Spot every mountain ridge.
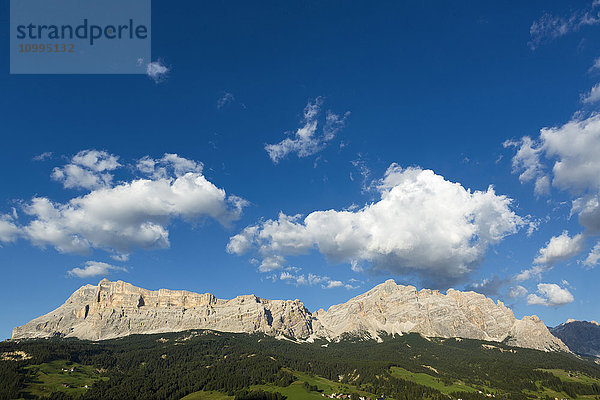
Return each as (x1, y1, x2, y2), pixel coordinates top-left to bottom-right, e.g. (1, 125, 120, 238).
(549, 319, 600, 358)
(12, 278, 568, 352)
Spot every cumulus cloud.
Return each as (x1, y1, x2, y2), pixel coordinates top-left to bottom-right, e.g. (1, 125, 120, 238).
(582, 83, 600, 104)
(68, 261, 127, 278)
(515, 232, 585, 282)
(51, 150, 121, 190)
(529, 7, 600, 49)
(7, 153, 245, 258)
(534, 231, 586, 266)
(0, 215, 20, 244)
(265, 97, 350, 163)
(583, 241, 600, 267)
(136, 153, 203, 179)
(534, 114, 600, 193)
(23, 172, 244, 256)
(145, 60, 169, 82)
(526, 283, 574, 307)
(229, 165, 523, 288)
(71, 150, 120, 172)
(507, 114, 600, 239)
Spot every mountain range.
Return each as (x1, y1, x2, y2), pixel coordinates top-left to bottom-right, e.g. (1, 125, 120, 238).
(12, 279, 568, 352)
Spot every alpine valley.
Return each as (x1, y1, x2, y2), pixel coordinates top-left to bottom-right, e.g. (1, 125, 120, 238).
(3, 280, 600, 400)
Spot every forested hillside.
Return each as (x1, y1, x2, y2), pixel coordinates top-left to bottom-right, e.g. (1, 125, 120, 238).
(1, 330, 600, 400)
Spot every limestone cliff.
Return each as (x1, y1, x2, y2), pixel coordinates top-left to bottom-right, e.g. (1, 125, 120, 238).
(12, 279, 312, 341)
(12, 279, 568, 352)
(314, 280, 567, 352)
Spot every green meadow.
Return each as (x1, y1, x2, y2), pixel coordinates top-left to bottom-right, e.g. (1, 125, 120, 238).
(20, 359, 106, 399)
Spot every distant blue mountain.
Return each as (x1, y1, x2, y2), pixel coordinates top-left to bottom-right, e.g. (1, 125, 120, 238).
(550, 320, 600, 358)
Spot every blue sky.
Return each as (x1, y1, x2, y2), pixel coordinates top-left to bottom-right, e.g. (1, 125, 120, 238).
(2, 1, 600, 339)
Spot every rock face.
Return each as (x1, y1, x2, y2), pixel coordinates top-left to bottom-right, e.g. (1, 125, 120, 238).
(549, 320, 600, 357)
(12, 279, 568, 352)
(12, 279, 313, 341)
(313, 280, 567, 352)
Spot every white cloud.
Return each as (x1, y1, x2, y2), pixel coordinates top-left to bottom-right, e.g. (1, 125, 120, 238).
(515, 232, 585, 282)
(534, 231, 586, 266)
(33, 152, 52, 161)
(323, 110, 348, 141)
(136, 153, 203, 179)
(538, 115, 600, 193)
(278, 271, 348, 289)
(24, 173, 244, 255)
(217, 92, 235, 109)
(350, 155, 372, 192)
(265, 97, 349, 163)
(590, 57, 600, 71)
(324, 280, 343, 289)
(583, 241, 600, 267)
(526, 294, 547, 305)
(529, 8, 600, 49)
(227, 225, 259, 256)
(111, 253, 130, 262)
(526, 215, 543, 236)
(17, 153, 245, 257)
(527, 283, 574, 307)
(572, 194, 600, 234)
(582, 83, 600, 104)
(51, 165, 112, 190)
(0, 215, 20, 244)
(68, 261, 127, 278)
(503, 137, 549, 196)
(229, 165, 523, 288)
(72, 150, 120, 172)
(507, 114, 600, 234)
(533, 175, 551, 197)
(145, 60, 169, 82)
(515, 265, 546, 282)
(508, 285, 528, 299)
(52, 150, 121, 190)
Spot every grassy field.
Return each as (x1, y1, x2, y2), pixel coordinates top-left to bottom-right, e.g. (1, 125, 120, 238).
(540, 368, 600, 386)
(20, 359, 107, 398)
(251, 381, 326, 400)
(522, 369, 600, 400)
(523, 385, 597, 400)
(251, 369, 388, 400)
(180, 390, 235, 400)
(389, 366, 478, 395)
(185, 369, 383, 400)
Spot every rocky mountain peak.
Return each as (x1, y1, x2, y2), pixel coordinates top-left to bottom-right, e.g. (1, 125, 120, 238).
(312, 280, 566, 352)
(564, 318, 599, 326)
